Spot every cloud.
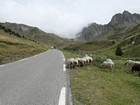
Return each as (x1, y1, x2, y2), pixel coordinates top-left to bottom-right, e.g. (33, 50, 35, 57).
(0, 0, 140, 38)
(0, 0, 88, 38)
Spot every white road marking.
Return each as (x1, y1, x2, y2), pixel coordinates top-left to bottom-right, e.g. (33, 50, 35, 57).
(58, 87, 66, 105)
(19, 58, 28, 62)
(33, 55, 38, 57)
(63, 58, 65, 62)
(63, 64, 66, 72)
(0, 65, 5, 68)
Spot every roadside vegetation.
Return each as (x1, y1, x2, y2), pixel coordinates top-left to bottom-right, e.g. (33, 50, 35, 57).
(69, 60, 140, 105)
(63, 32, 140, 105)
(64, 47, 140, 105)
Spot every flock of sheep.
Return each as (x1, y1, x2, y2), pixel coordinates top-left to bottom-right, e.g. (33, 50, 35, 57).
(66, 55, 140, 76)
(66, 54, 114, 69)
(66, 55, 94, 69)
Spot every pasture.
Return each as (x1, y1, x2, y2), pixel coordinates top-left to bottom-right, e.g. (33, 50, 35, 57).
(64, 51, 140, 105)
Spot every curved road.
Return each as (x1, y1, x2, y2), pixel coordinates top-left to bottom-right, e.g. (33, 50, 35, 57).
(0, 49, 68, 105)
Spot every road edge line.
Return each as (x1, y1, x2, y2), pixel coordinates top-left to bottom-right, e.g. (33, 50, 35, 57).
(0, 65, 5, 68)
(63, 64, 66, 72)
(58, 87, 66, 105)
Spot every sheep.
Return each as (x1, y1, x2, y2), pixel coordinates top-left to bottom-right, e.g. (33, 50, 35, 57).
(83, 55, 93, 65)
(89, 56, 93, 64)
(101, 59, 114, 69)
(73, 58, 80, 67)
(80, 57, 87, 66)
(66, 57, 85, 69)
(125, 60, 140, 66)
(101, 61, 114, 68)
(80, 57, 87, 65)
(131, 64, 140, 75)
(66, 58, 75, 69)
(75, 57, 88, 67)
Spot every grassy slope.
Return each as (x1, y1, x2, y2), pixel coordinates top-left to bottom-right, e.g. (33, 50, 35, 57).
(0, 22, 67, 46)
(64, 48, 140, 105)
(64, 25, 140, 59)
(69, 61, 140, 105)
(0, 29, 48, 64)
(63, 25, 140, 105)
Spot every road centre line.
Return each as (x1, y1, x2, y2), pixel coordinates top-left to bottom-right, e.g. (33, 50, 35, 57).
(58, 87, 66, 105)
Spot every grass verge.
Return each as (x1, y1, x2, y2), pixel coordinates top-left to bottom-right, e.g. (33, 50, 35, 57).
(64, 51, 140, 105)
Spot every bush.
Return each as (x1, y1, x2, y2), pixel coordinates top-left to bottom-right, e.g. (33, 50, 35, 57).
(115, 45, 123, 56)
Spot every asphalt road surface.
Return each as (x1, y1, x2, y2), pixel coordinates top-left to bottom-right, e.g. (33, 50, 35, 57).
(0, 49, 68, 105)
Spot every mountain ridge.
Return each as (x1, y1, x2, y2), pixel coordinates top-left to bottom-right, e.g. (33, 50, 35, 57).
(0, 22, 66, 45)
(77, 11, 140, 41)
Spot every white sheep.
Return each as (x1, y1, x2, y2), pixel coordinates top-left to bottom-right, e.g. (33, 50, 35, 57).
(74, 58, 80, 67)
(101, 59, 114, 68)
(125, 60, 140, 66)
(80, 57, 87, 66)
(66, 58, 75, 69)
(101, 61, 114, 68)
(83, 55, 93, 65)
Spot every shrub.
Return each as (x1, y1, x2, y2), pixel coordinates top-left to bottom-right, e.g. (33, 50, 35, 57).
(115, 45, 123, 56)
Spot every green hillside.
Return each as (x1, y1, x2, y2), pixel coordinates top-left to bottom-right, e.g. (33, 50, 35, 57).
(64, 24, 140, 58)
(0, 28, 47, 64)
(109, 24, 140, 58)
(64, 40, 140, 105)
(0, 22, 74, 65)
(0, 22, 67, 46)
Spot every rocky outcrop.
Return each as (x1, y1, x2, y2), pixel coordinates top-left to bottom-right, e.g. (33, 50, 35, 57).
(77, 11, 140, 41)
(77, 23, 106, 41)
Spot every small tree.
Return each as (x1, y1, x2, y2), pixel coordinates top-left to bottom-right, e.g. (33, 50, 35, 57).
(115, 45, 123, 56)
(112, 40, 115, 45)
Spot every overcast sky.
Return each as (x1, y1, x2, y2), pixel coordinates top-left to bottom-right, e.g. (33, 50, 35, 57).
(0, 0, 140, 38)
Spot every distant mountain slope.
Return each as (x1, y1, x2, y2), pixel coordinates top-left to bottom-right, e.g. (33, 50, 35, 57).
(0, 26, 47, 64)
(116, 24, 140, 57)
(0, 22, 66, 45)
(77, 11, 140, 41)
(64, 24, 140, 58)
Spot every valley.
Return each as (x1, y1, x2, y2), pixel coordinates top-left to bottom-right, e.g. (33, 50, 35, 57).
(0, 10, 140, 105)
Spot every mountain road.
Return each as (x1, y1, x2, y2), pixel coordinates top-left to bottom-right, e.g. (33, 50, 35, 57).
(0, 49, 69, 105)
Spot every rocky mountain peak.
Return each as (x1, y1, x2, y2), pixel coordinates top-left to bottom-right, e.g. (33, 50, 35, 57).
(109, 10, 140, 26)
(122, 10, 134, 24)
(123, 10, 131, 16)
(77, 11, 140, 41)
